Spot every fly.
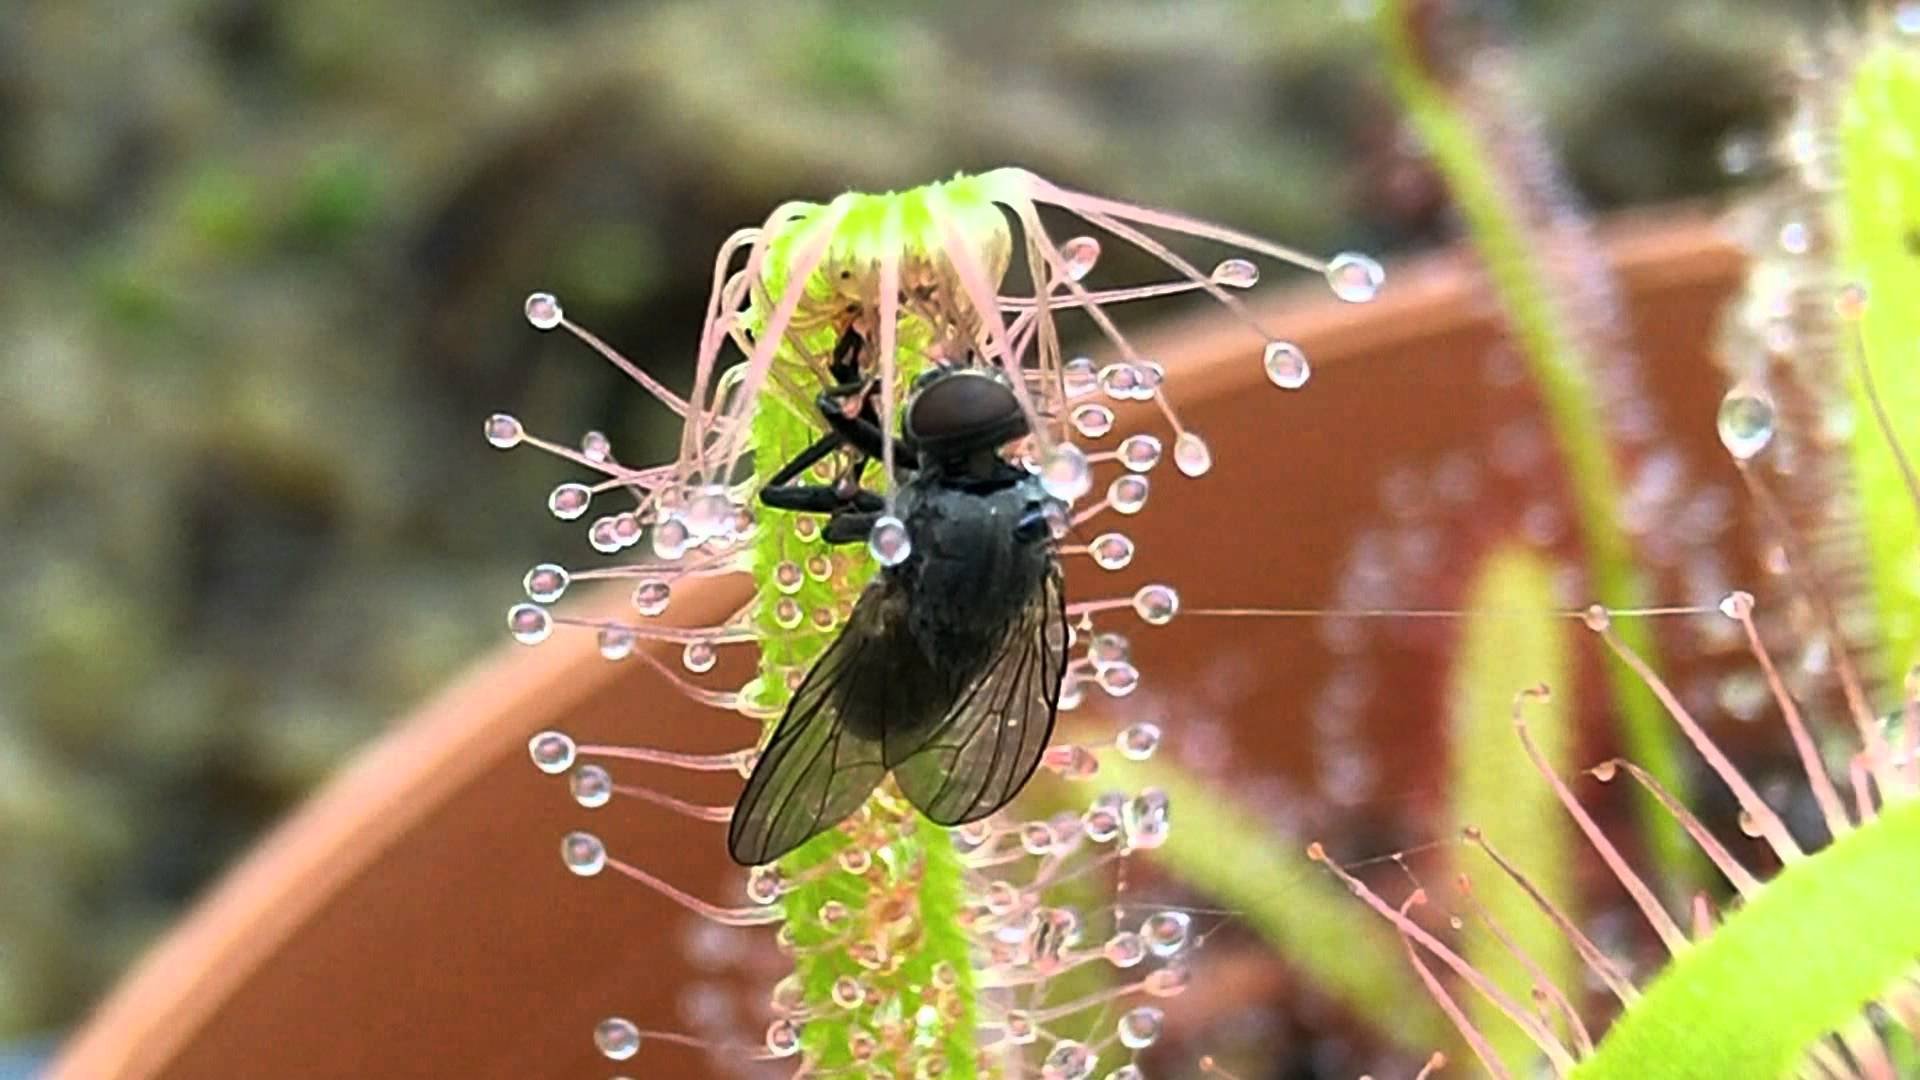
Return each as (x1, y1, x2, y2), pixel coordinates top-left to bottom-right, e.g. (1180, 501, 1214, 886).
(727, 328, 1070, 866)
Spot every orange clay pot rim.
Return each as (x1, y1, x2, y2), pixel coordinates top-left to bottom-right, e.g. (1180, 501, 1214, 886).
(48, 206, 1739, 1078)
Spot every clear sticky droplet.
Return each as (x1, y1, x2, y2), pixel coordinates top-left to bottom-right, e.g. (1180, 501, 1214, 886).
(772, 560, 804, 595)
(597, 626, 635, 661)
(562, 831, 606, 877)
(588, 517, 621, 554)
(1133, 584, 1180, 625)
(1717, 385, 1776, 460)
(1118, 434, 1162, 473)
(1105, 1067, 1145, 1080)
(1071, 403, 1115, 439)
(868, 515, 912, 566)
(508, 603, 552, 645)
(746, 865, 784, 905)
(1117, 1005, 1165, 1050)
(570, 764, 613, 808)
(484, 413, 524, 449)
(1263, 340, 1311, 389)
(632, 579, 671, 617)
(682, 641, 717, 673)
(1116, 721, 1162, 760)
(523, 563, 570, 603)
(1108, 475, 1150, 515)
(1040, 443, 1093, 502)
(1143, 910, 1191, 956)
(1325, 251, 1384, 302)
(547, 482, 592, 520)
(1122, 787, 1171, 850)
(1098, 363, 1145, 401)
(1042, 1039, 1096, 1080)
(524, 292, 564, 331)
(1103, 930, 1146, 968)
(652, 518, 692, 560)
(1210, 257, 1259, 288)
(1090, 532, 1134, 571)
(528, 730, 577, 774)
(684, 487, 737, 540)
(1097, 662, 1139, 697)
(1062, 357, 1098, 398)
(1173, 431, 1212, 476)
(772, 597, 803, 630)
(593, 1016, 640, 1060)
(1061, 235, 1101, 281)
(764, 1019, 802, 1058)
(579, 429, 611, 462)
(1144, 960, 1191, 997)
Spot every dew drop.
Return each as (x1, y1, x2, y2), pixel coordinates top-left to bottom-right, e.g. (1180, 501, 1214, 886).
(1263, 340, 1311, 389)
(593, 1016, 640, 1060)
(1143, 910, 1191, 956)
(764, 1019, 802, 1059)
(588, 516, 622, 554)
(528, 730, 576, 774)
(524, 291, 564, 331)
(868, 515, 913, 566)
(562, 831, 606, 876)
(523, 563, 570, 603)
(682, 641, 717, 673)
(631, 579, 671, 617)
(1133, 584, 1180, 625)
(547, 482, 592, 520)
(773, 560, 804, 594)
(1108, 474, 1150, 515)
(652, 517, 692, 560)
(1716, 385, 1776, 460)
(1062, 356, 1098, 398)
(597, 626, 635, 661)
(1042, 1041, 1097, 1080)
(1040, 443, 1093, 502)
(570, 764, 613, 808)
(1325, 251, 1384, 302)
(579, 429, 611, 462)
(1144, 960, 1191, 997)
(1061, 235, 1101, 281)
(508, 603, 552, 645)
(1103, 930, 1146, 968)
(1071, 403, 1115, 439)
(1117, 721, 1162, 761)
(1122, 788, 1171, 850)
(1210, 257, 1259, 288)
(1117, 1005, 1165, 1050)
(484, 413, 524, 449)
(1172, 431, 1212, 476)
(746, 865, 784, 905)
(1117, 433, 1162, 472)
(1090, 532, 1135, 571)
(1097, 662, 1140, 697)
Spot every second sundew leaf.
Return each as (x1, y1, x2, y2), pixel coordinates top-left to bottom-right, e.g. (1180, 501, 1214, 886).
(1838, 38, 1920, 687)
(1091, 754, 1452, 1055)
(743, 185, 1000, 1078)
(1446, 546, 1579, 1073)
(1574, 796, 1920, 1079)
(1369, 0, 1693, 890)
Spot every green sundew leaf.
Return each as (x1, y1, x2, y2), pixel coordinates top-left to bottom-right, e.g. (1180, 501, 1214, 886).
(1448, 547, 1578, 1072)
(1369, 0, 1694, 890)
(1575, 796, 1920, 1078)
(1093, 755, 1452, 1054)
(1839, 39, 1920, 687)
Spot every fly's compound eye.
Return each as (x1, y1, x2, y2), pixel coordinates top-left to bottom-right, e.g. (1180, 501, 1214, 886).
(906, 370, 1030, 461)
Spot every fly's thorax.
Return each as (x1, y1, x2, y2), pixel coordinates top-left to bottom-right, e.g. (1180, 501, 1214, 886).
(893, 470, 1055, 674)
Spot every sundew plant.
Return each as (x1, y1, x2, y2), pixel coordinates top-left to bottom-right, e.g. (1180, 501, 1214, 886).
(489, 168, 1383, 1077)
(1246, 4, 1920, 1077)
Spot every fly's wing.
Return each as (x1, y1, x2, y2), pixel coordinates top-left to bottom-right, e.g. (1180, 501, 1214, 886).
(727, 578, 945, 866)
(890, 562, 1068, 826)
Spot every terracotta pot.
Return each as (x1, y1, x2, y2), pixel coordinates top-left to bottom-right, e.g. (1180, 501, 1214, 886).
(49, 211, 1749, 1079)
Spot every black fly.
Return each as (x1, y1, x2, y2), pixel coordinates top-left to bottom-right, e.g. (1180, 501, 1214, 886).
(727, 328, 1070, 866)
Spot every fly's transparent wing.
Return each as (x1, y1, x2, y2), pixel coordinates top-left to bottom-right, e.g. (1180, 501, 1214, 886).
(727, 580, 944, 866)
(890, 562, 1068, 826)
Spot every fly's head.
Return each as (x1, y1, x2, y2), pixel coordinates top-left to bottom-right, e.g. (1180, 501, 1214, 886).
(905, 365, 1029, 479)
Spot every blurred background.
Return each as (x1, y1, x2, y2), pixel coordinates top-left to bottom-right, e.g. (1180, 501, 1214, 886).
(0, 0, 1837, 1064)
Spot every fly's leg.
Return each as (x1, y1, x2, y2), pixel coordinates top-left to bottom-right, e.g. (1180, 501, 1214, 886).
(822, 508, 885, 545)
